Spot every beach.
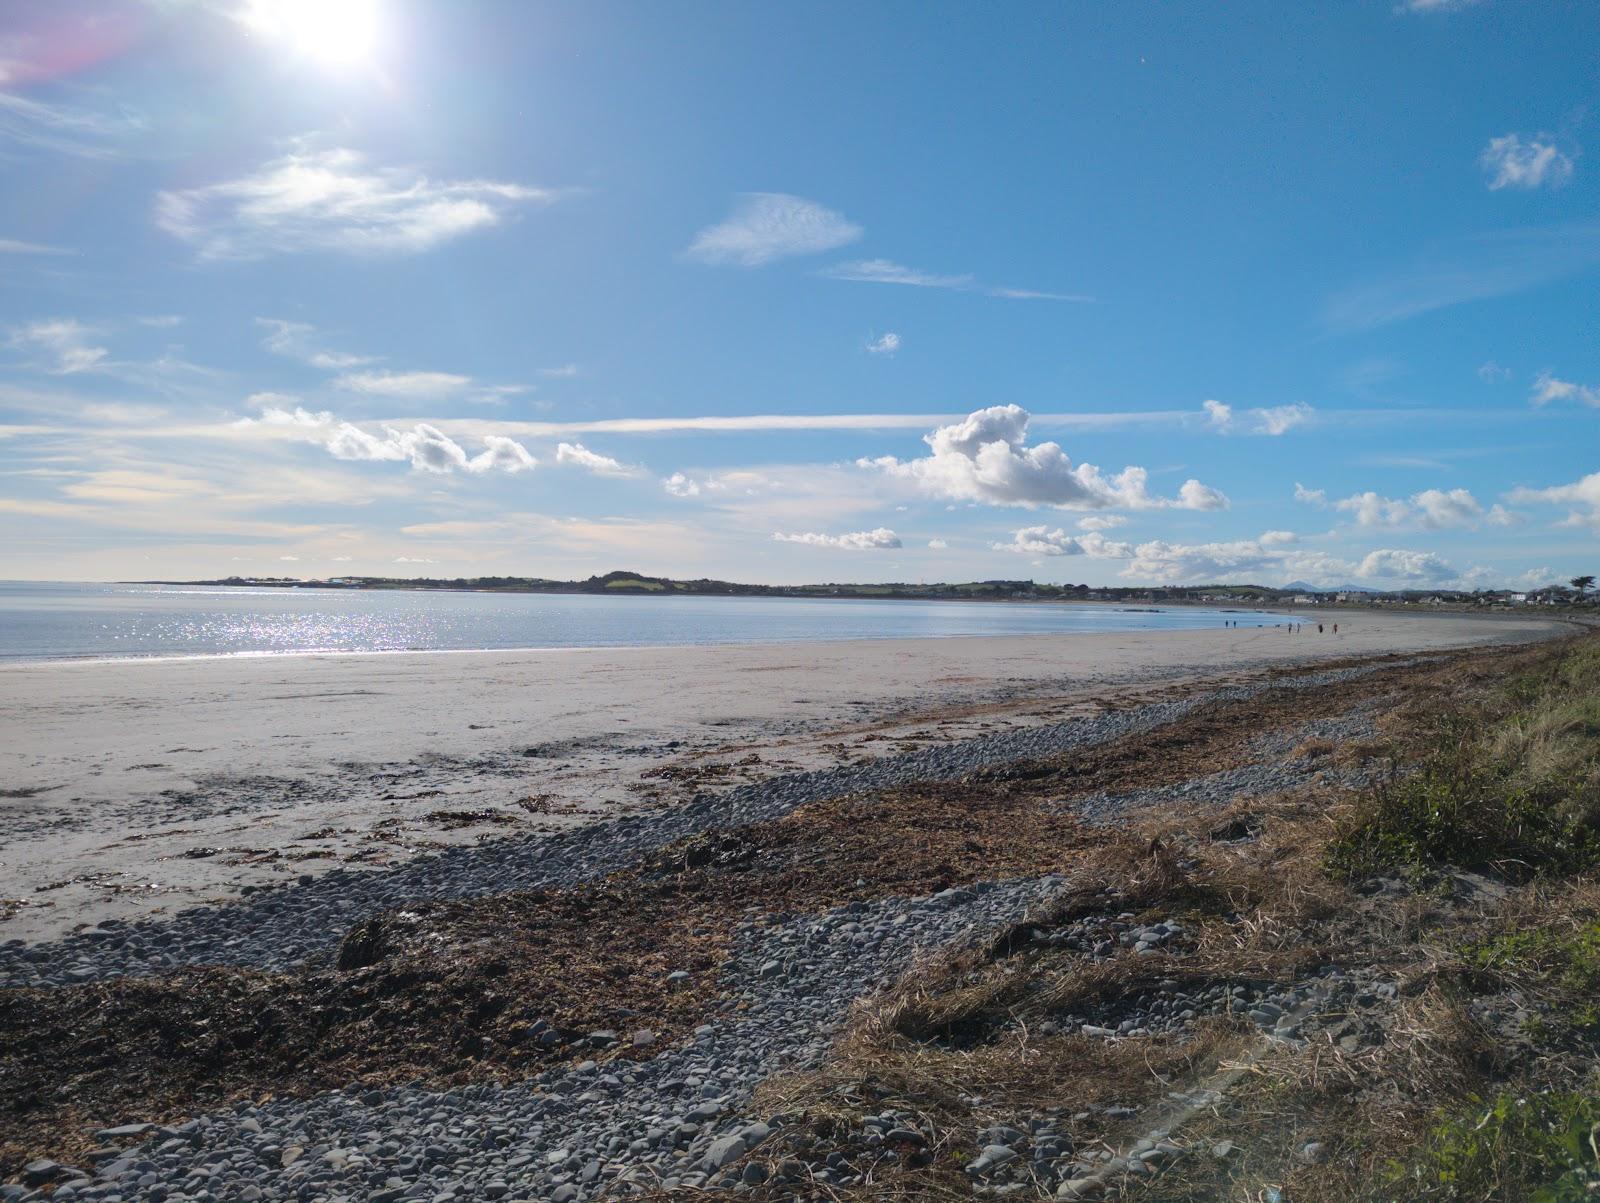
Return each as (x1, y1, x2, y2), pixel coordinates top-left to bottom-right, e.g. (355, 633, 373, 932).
(0, 609, 1560, 943)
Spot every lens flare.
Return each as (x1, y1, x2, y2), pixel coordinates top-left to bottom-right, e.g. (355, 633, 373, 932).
(240, 0, 380, 66)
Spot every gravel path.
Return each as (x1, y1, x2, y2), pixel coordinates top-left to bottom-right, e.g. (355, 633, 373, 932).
(1066, 704, 1383, 826)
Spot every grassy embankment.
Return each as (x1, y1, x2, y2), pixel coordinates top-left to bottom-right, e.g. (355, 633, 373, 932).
(743, 634, 1600, 1201)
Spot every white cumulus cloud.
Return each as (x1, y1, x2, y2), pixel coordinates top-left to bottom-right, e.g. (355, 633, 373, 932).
(1531, 371, 1600, 407)
(1329, 486, 1505, 530)
(1357, 549, 1454, 582)
(1479, 134, 1575, 191)
(243, 405, 537, 475)
(1077, 515, 1127, 531)
(860, 405, 1227, 511)
(157, 147, 554, 260)
(686, 193, 861, 267)
(773, 527, 902, 550)
(1509, 472, 1600, 532)
(1203, 399, 1313, 435)
(992, 526, 1133, 558)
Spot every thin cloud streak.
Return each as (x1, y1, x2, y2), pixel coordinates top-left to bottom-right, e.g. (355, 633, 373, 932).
(1323, 223, 1600, 333)
(820, 258, 1092, 301)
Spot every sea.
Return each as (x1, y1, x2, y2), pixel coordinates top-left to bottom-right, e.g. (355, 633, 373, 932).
(0, 581, 1271, 663)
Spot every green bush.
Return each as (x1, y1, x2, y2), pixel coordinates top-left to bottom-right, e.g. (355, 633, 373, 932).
(1379, 1092, 1600, 1202)
(1465, 922, 1600, 1029)
(1327, 758, 1600, 879)
(1328, 641, 1600, 879)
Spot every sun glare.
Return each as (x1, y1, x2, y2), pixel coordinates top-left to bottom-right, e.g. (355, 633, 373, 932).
(241, 0, 380, 66)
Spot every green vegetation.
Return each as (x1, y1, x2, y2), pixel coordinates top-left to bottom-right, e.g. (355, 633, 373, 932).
(1465, 922, 1600, 1030)
(1379, 1092, 1600, 1202)
(1328, 640, 1600, 879)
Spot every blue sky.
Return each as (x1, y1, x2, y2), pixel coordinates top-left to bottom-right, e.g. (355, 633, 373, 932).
(2, 0, 1596, 587)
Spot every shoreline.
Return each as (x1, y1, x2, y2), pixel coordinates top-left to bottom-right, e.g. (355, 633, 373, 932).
(0, 611, 1566, 945)
(0, 605, 1287, 670)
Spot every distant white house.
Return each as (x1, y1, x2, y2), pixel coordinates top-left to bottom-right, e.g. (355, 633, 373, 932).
(1291, 595, 1315, 605)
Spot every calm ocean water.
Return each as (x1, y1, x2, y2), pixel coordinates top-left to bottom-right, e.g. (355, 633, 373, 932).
(0, 582, 1270, 663)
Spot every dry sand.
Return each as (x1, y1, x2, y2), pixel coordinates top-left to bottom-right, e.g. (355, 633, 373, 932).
(0, 609, 1564, 942)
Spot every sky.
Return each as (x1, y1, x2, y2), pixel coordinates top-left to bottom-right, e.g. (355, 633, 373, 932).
(1, 0, 1597, 589)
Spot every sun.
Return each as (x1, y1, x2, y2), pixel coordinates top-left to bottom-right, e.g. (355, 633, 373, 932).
(240, 0, 380, 66)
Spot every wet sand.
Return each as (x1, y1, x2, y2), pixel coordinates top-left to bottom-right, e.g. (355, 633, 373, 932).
(0, 609, 1564, 941)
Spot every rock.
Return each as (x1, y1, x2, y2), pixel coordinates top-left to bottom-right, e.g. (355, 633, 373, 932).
(22, 1160, 65, 1187)
(1298, 1140, 1327, 1164)
(966, 1144, 1018, 1174)
(94, 1123, 156, 1141)
(632, 1029, 656, 1047)
(703, 1135, 748, 1170)
(1057, 1178, 1103, 1199)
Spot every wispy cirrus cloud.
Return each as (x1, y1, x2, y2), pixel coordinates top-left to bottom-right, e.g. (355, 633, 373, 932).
(555, 442, 636, 477)
(821, 258, 1090, 301)
(865, 332, 901, 356)
(256, 318, 375, 370)
(6, 318, 107, 374)
(0, 237, 69, 255)
(686, 193, 862, 267)
(773, 527, 901, 550)
(335, 369, 474, 399)
(1323, 223, 1600, 332)
(0, 89, 146, 159)
(1480, 133, 1575, 191)
(156, 146, 556, 260)
(1396, 0, 1483, 12)
(332, 368, 525, 406)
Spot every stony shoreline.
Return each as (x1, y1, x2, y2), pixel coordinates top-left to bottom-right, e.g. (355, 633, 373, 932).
(1, 622, 1580, 1202)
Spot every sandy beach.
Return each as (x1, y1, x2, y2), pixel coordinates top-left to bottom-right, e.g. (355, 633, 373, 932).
(0, 609, 1561, 943)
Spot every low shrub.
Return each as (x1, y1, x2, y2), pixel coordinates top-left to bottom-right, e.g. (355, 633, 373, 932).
(1379, 1092, 1600, 1202)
